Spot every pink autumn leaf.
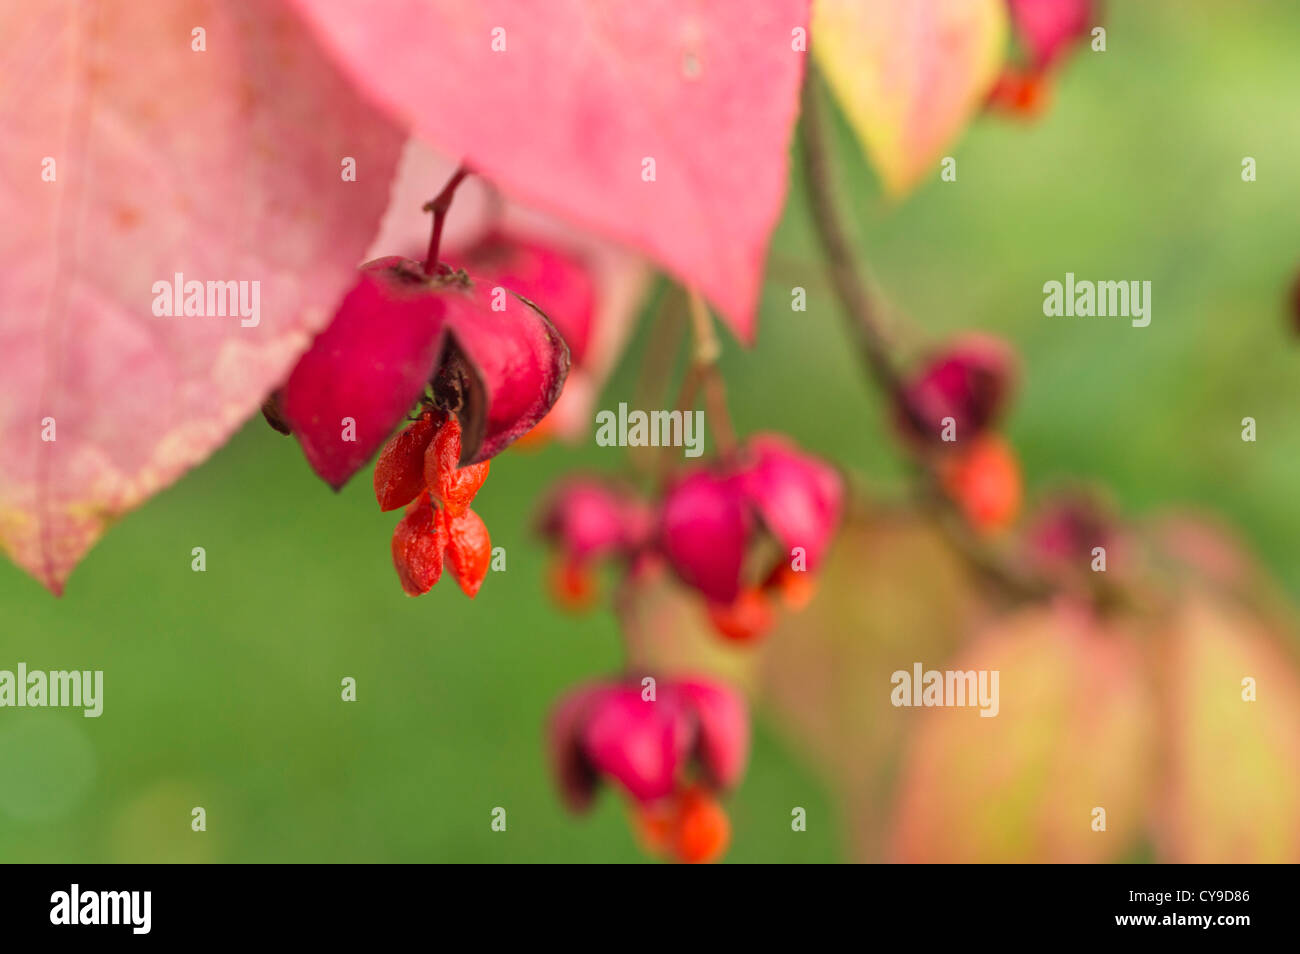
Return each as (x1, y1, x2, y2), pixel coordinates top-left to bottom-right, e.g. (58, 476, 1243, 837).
(0, 0, 404, 594)
(286, 0, 810, 343)
(368, 140, 650, 443)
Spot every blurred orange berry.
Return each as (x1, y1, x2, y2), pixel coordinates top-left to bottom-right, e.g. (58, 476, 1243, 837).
(764, 563, 818, 611)
(986, 68, 1052, 118)
(631, 799, 677, 856)
(509, 410, 555, 452)
(675, 787, 731, 864)
(707, 587, 775, 643)
(632, 785, 731, 864)
(940, 435, 1022, 533)
(548, 557, 598, 611)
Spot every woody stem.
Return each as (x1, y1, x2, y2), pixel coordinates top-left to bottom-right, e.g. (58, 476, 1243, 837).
(798, 64, 1049, 602)
(797, 68, 905, 403)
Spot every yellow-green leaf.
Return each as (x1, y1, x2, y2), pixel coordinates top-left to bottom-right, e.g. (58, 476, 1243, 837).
(813, 0, 1007, 196)
(888, 603, 1154, 862)
(1156, 597, 1300, 862)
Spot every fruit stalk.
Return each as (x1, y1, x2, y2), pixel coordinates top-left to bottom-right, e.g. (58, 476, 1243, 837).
(422, 165, 472, 275)
(677, 289, 737, 457)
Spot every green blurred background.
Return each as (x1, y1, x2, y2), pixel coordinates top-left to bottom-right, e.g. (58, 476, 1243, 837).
(2, 0, 1298, 862)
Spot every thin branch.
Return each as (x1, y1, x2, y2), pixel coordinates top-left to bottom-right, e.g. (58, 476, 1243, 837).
(684, 289, 737, 456)
(798, 71, 904, 399)
(628, 286, 687, 478)
(799, 65, 1050, 603)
